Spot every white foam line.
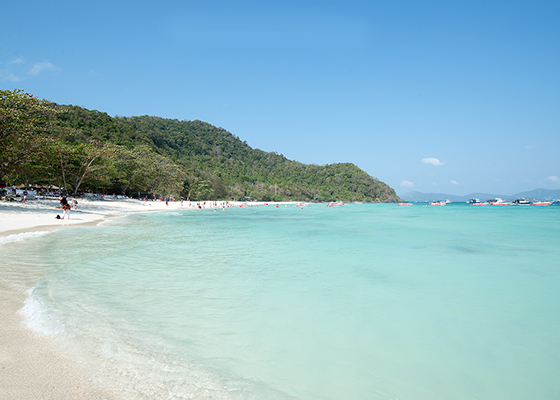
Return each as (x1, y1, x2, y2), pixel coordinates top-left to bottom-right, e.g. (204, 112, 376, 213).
(0, 230, 50, 245)
(19, 287, 67, 337)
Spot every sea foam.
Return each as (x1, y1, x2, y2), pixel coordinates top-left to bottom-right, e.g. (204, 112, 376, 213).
(0, 231, 49, 245)
(20, 285, 67, 337)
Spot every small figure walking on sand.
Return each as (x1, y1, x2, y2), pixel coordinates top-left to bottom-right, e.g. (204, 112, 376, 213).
(72, 198, 78, 210)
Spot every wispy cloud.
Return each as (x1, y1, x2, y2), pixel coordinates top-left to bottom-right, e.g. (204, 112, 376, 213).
(421, 157, 445, 166)
(28, 61, 58, 76)
(0, 70, 22, 82)
(450, 180, 459, 185)
(400, 180, 414, 187)
(526, 145, 538, 149)
(1, 58, 59, 82)
(546, 176, 560, 183)
(0, 58, 24, 81)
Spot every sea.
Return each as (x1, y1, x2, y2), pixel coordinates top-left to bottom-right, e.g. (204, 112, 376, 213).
(2, 202, 560, 399)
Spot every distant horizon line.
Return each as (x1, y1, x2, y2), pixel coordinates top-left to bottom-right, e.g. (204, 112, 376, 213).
(398, 188, 560, 202)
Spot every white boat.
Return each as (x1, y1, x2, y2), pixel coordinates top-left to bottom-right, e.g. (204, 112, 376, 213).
(428, 200, 446, 206)
(512, 199, 531, 205)
(397, 203, 413, 206)
(532, 201, 552, 206)
(490, 198, 511, 206)
(468, 198, 489, 206)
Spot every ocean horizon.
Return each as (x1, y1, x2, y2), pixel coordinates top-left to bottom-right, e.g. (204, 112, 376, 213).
(2, 203, 560, 399)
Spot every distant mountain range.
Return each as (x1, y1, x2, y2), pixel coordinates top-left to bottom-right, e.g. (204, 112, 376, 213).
(400, 188, 560, 203)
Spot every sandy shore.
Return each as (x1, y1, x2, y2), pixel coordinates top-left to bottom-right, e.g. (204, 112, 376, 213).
(0, 198, 183, 237)
(0, 197, 296, 399)
(0, 198, 187, 399)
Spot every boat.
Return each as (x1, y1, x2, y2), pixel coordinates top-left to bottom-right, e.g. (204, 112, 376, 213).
(532, 201, 552, 206)
(468, 198, 489, 206)
(512, 199, 531, 205)
(295, 203, 309, 207)
(490, 198, 511, 206)
(353, 202, 364, 205)
(326, 201, 345, 207)
(428, 200, 446, 206)
(397, 203, 412, 206)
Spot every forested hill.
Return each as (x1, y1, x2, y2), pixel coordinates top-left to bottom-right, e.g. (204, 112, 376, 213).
(1, 89, 400, 202)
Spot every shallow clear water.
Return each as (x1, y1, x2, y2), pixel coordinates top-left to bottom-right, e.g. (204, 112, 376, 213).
(2, 203, 560, 399)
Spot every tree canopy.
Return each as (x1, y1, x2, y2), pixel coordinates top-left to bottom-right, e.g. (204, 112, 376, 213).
(0, 89, 401, 202)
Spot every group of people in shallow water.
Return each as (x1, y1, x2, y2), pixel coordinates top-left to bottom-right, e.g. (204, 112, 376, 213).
(58, 196, 78, 219)
(181, 200, 231, 211)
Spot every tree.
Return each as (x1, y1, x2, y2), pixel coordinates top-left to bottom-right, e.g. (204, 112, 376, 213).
(58, 141, 115, 195)
(0, 89, 61, 186)
(131, 147, 186, 199)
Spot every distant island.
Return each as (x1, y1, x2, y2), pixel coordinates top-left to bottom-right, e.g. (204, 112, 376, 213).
(1, 89, 400, 203)
(400, 189, 560, 203)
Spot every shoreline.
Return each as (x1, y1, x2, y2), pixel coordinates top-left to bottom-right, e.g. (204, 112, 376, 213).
(0, 264, 118, 399)
(0, 198, 181, 399)
(0, 197, 297, 399)
(0, 198, 301, 238)
(0, 198, 180, 238)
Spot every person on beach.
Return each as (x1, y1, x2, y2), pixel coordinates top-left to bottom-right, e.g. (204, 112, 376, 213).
(72, 198, 78, 210)
(60, 196, 71, 219)
(62, 203, 71, 219)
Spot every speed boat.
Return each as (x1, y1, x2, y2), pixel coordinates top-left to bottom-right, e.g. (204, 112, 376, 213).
(532, 201, 552, 206)
(512, 199, 531, 205)
(490, 198, 511, 206)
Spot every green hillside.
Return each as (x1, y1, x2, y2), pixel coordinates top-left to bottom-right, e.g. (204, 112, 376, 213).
(1, 89, 400, 202)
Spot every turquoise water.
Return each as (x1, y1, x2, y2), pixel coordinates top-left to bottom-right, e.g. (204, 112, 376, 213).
(2, 203, 560, 399)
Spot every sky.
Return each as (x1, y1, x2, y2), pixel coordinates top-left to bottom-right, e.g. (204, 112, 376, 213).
(2, 0, 559, 196)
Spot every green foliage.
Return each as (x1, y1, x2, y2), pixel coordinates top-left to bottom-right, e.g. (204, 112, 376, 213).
(0, 89, 401, 202)
(0, 89, 61, 186)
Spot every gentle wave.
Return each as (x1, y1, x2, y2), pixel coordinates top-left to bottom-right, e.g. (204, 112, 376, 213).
(0, 230, 50, 245)
(20, 285, 67, 337)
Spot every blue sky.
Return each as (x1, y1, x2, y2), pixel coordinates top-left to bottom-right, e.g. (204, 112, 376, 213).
(2, 0, 559, 196)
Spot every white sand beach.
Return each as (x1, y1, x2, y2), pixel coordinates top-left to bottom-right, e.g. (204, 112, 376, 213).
(0, 198, 186, 399)
(0, 198, 181, 237)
